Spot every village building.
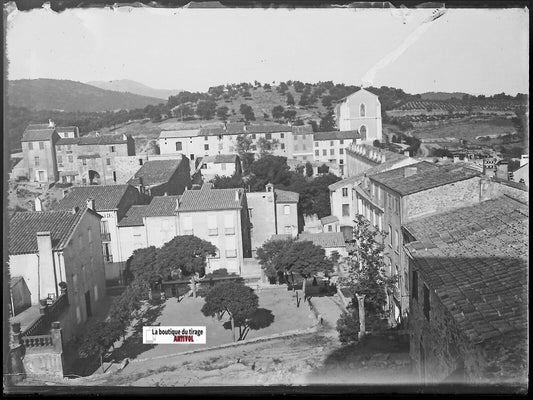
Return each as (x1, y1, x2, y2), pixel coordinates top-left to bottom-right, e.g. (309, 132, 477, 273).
(53, 185, 145, 282)
(197, 154, 242, 180)
(289, 125, 314, 161)
(403, 196, 528, 384)
(246, 183, 299, 255)
(127, 157, 191, 196)
(297, 232, 348, 258)
(313, 131, 361, 176)
(20, 122, 60, 184)
(334, 88, 383, 143)
(357, 162, 483, 323)
(9, 202, 106, 342)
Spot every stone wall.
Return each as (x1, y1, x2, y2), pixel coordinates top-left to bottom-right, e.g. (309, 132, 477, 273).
(480, 178, 529, 204)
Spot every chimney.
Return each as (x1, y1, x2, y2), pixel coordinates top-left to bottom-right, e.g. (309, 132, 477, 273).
(63, 189, 69, 199)
(122, 133, 127, 141)
(71, 206, 79, 214)
(404, 167, 417, 178)
(86, 198, 95, 210)
(35, 197, 43, 212)
(164, 192, 168, 196)
(48, 119, 55, 128)
(223, 121, 227, 131)
(235, 190, 240, 202)
(266, 183, 273, 193)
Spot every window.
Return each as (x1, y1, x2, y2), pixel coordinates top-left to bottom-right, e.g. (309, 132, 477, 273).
(182, 215, 193, 235)
(294, 145, 299, 151)
(423, 284, 430, 320)
(280, 133, 284, 139)
(190, 154, 195, 160)
(68, 155, 73, 163)
(302, 145, 306, 151)
(342, 188, 348, 197)
(284, 226, 292, 234)
(339, 159, 344, 165)
(330, 141, 334, 146)
(330, 149, 335, 155)
(339, 148, 344, 155)
(315, 150, 319, 156)
(412, 271, 419, 300)
(359, 125, 367, 137)
(389, 225, 393, 247)
(208, 214, 218, 236)
(395, 265, 400, 289)
(224, 214, 235, 235)
(266, 133, 272, 140)
(251, 134, 256, 140)
(57, 155, 63, 164)
(204, 144, 209, 151)
(315, 142, 319, 147)
(39, 142, 45, 150)
(360, 104, 366, 117)
(88, 227, 92, 243)
(225, 236, 237, 258)
(281, 143, 285, 150)
(28, 142, 33, 150)
(322, 150, 327, 156)
(284, 205, 290, 215)
(94, 285, 99, 302)
(138, 159, 143, 165)
(221, 163, 227, 171)
(340, 139, 344, 145)
(248, 208, 253, 218)
(302, 156, 307, 160)
(218, 143, 223, 150)
(328, 225, 333, 232)
(76, 306, 81, 324)
(378, 214, 383, 231)
(107, 158, 111, 165)
(110, 146, 116, 153)
(342, 204, 350, 217)
(34, 156, 40, 166)
(113, 171, 117, 182)
(175, 142, 183, 151)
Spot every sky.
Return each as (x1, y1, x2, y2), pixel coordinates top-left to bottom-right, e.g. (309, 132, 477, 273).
(5, 4, 529, 96)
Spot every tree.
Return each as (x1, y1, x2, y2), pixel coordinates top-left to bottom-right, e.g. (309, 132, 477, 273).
(286, 93, 295, 106)
(236, 134, 253, 154)
(257, 137, 279, 158)
(78, 321, 122, 373)
(271, 105, 285, 120)
(322, 95, 333, 108)
(305, 161, 313, 177)
(256, 238, 295, 282)
(125, 246, 158, 284)
(239, 104, 255, 121)
(338, 215, 397, 342)
(283, 109, 297, 122)
(319, 111, 336, 132)
(156, 235, 218, 279)
(249, 155, 292, 190)
(211, 174, 245, 189)
(216, 106, 230, 121)
(317, 164, 329, 174)
(373, 140, 381, 148)
(196, 100, 217, 120)
(293, 81, 305, 92)
(277, 82, 288, 93)
(201, 281, 259, 342)
(278, 240, 334, 304)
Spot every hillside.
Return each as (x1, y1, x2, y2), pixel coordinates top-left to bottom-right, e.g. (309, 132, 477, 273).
(419, 92, 468, 101)
(7, 79, 163, 112)
(86, 79, 182, 100)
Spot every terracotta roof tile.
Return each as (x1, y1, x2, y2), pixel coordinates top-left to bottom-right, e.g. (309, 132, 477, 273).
(275, 189, 299, 203)
(298, 232, 346, 248)
(144, 196, 180, 217)
(54, 185, 136, 211)
(178, 188, 244, 212)
(313, 130, 360, 141)
(127, 159, 183, 187)
(117, 205, 150, 227)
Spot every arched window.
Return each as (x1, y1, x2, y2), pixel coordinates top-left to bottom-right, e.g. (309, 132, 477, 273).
(360, 104, 366, 117)
(359, 125, 367, 139)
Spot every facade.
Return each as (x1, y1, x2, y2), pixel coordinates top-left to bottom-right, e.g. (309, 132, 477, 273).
(334, 88, 383, 142)
(289, 125, 314, 161)
(320, 215, 340, 233)
(20, 122, 60, 184)
(246, 184, 299, 255)
(313, 131, 361, 176)
(356, 162, 483, 323)
(511, 162, 529, 186)
(9, 204, 106, 341)
(403, 196, 528, 384)
(53, 185, 144, 269)
(117, 185, 253, 275)
(127, 157, 191, 196)
(198, 154, 242, 179)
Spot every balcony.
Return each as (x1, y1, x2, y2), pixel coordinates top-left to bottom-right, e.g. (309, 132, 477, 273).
(101, 232, 111, 242)
(104, 254, 113, 263)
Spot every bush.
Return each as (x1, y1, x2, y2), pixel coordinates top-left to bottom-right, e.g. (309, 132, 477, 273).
(337, 310, 360, 344)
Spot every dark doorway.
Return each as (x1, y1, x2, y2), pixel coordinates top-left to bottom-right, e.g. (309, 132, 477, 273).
(88, 170, 101, 185)
(85, 291, 92, 318)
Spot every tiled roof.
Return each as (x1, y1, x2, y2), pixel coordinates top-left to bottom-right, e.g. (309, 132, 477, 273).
(199, 123, 291, 137)
(128, 159, 183, 187)
(159, 129, 201, 139)
(178, 188, 244, 212)
(21, 126, 57, 142)
(9, 208, 89, 255)
(404, 196, 529, 344)
(10, 276, 24, 287)
(201, 154, 238, 164)
(78, 134, 128, 146)
(54, 185, 134, 211)
(56, 126, 78, 132)
(144, 196, 180, 217)
(56, 138, 81, 145)
(321, 215, 339, 225)
(370, 162, 481, 196)
(117, 205, 150, 227)
(313, 131, 360, 141)
(298, 232, 346, 248)
(245, 124, 291, 134)
(292, 125, 314, 135)
(275, 189, 299, 203)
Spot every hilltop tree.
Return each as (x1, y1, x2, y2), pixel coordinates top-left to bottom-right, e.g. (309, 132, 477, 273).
(286, 93, 295, 106)
(277, 82, 288, 94)
(201, 281, 259, 342)
(196, 100, 217, 120)
(271, 105, 285, 120)
(283, 109, 297, 122)
(239, 104, 255, 121)
(216, 106, 230, 121)
(319, 111, 336, 132)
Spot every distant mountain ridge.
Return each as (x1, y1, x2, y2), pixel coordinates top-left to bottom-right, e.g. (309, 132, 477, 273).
(419, 92, 468, 101)
(7, 79, 163, 112)
(87, 79, 182, 100)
